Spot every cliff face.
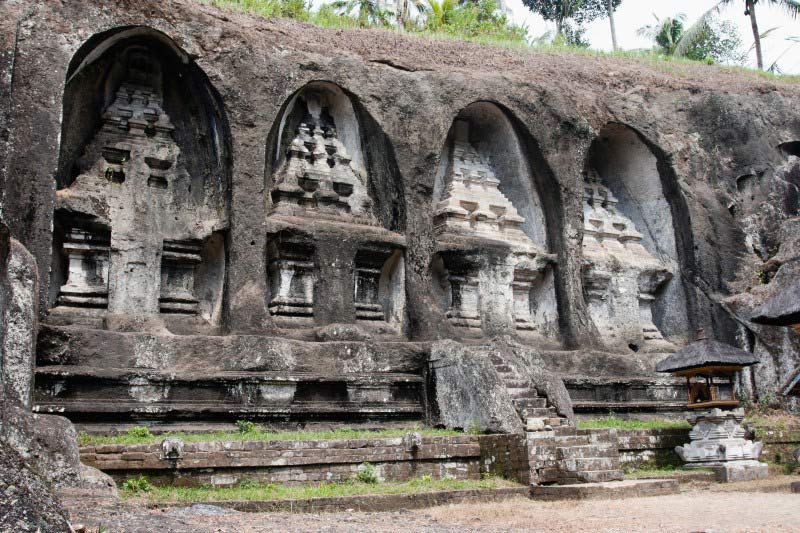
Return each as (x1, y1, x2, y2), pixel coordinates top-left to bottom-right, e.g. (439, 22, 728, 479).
(1, 0, 798, 405)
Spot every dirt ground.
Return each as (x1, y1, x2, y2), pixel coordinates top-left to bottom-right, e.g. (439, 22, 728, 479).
(65, 476, 800, 533)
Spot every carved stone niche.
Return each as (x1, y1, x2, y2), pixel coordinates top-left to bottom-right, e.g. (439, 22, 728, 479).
(159, 239, 202, 315)
(50, 42, 230, 332)
(512, 255, 552, 332)
(267, 231, 316, 322)
(432, 252, 482, 330)
(581, 171, 675, 353)
(432, 118, 556, 337)
(54, 225, 111, 310)
(270, 89, 374, 224)
(353, 245, 405, 326)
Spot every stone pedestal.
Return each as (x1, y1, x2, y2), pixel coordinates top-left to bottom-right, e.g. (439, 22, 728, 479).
(676, 407, 768, 482)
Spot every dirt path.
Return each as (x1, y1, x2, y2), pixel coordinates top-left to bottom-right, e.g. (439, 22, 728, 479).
(66, 477, 800, 533)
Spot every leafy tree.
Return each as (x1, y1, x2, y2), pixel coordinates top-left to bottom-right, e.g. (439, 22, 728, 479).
(638, 13, 747, 65)
(521, 0, 622, 40)
(417, 0, 528, 42)
(677, 0, 800, 70)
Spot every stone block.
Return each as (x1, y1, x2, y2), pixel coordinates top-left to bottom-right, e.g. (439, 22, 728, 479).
(711, 461, 769, 483)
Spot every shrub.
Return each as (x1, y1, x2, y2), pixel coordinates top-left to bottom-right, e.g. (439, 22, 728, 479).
(236, 419, 256, 434)
(356, 462, 379, 484)
(126, 426, 151, 439)
(122, 475, 152, 494)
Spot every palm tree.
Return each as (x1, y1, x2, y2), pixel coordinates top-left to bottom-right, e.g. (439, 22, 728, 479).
(676, 0, 800, 70)
(607, 0, 619, 50)
(332, 0, 393, 27)
(637, 14, 687, 55)
(418, 0, 458, 30)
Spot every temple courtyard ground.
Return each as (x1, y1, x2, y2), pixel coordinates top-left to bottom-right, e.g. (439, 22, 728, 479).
(65, 476, 799, 532)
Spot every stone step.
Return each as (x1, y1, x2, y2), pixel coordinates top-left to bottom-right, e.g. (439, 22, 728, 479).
(502, 379, 532, 390)
(556, 444, 618, 460)
(508, 388, 538, 400)
(531, 479, 679, 501)
(512, 397, 548, 410)
(552, 435, 591, 447)
(574, 470, 625, 484)
(493, 364, 513, 374)
(523, 407, 556, 418)
(558, 457, 620, 473)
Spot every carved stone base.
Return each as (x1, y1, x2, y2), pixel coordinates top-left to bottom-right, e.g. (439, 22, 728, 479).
(685, 460, 769, 483)
(675, 408, 766, 482)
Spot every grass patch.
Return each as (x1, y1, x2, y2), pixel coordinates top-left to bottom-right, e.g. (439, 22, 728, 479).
(577, 416, 690, 431)
(78, 426, 463, 446)
(122, 475, 519, 503)
(624, 466, 713, 478)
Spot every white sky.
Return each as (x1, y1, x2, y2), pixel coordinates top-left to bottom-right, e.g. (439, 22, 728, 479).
(502, 0, 800, 73)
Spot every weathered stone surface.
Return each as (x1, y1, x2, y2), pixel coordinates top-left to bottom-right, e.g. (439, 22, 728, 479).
(3, 239, 37, 407)
(427, 340, 523, 433)
(0, 442, 71, 533)
(1, 0, 800, 426)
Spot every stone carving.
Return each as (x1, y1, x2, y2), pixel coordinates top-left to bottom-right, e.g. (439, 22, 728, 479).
(675, 408, 768, 481)
(161, 437, 185, 460)
(581, 171, 675, 352)
(159, 239, 202, 315)
(676, 408, 762, 462)
(434, 121, 553, 331)
(271, 91, 373, 223)
(51, 47, 227, 327)
(267, 235, 315, 318)
(354, 246, 396, 321)
(56, 228, 110, 309)
(433, 121, 530, 248)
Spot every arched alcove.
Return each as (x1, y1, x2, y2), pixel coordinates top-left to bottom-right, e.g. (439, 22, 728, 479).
(583, 123, 690, 349)
(264, 81, 405, 232)
(264, 81, 406, 333)
(432, 102, 548, 249)
(431, 101, 559, 342)
(49, 27, 232, 332)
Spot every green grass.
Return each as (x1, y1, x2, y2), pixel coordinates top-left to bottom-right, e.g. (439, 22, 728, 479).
(78, 426, 462, 446)
(122, 475, 519, 503)
(625, 466, 713, 478)
(577, 416, 690, 431)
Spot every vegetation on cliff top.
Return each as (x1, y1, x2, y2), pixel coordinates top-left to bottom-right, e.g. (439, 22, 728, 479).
(196, 0, 800, 83)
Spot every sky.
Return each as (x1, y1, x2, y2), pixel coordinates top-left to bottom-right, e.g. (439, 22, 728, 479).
(502, 0, 800, 74)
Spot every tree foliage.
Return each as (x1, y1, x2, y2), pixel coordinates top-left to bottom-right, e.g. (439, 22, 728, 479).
(521, 0, 622, 34)
(638, 13, 747, 65)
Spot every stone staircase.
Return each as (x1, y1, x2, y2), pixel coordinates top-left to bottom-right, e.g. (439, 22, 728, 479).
(489, 351, 562, 430)
(489, 351, 624, 485)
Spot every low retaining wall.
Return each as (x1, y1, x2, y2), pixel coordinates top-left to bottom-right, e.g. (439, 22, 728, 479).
(616, 424, 800, 470)
(81, 434, 529, 487)
(148, 487, 530, 513)
(616, 429, 687, 469)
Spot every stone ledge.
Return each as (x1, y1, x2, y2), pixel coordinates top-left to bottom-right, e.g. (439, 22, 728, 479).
(146, 487, 530, 513)
(530, 478, 679, 501)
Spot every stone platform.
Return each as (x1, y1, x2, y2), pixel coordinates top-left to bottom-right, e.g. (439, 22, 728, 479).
(530, 478, 679, 501)
(79, 434, 531, 488)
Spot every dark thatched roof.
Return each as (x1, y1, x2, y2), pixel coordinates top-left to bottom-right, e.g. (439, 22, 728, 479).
(751, 279, 800, 327)
(655, 338, 759, 374)
(781, 366, 800, 397)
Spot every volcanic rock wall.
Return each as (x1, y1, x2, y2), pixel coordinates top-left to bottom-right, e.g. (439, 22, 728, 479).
(1, 0, 799, 411)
